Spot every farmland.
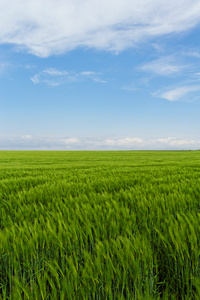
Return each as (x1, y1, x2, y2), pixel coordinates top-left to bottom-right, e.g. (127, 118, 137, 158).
(0, 150, 200, 299)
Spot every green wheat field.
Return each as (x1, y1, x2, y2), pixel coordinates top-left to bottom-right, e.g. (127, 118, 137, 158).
(0, 150, 200, 299)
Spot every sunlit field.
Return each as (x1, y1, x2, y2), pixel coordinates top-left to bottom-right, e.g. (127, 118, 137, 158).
(0, 150, 200, 299)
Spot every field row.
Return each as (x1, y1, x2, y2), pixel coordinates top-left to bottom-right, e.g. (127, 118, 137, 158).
(0, 151, 200, 299)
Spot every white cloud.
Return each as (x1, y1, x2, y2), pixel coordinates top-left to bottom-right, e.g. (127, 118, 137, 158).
(152, 137, 199, 146)
(182, 50, 200, 58)
(156, 85, 200, 101)
(43, 69, 68, 76)
(121, 84, 139, 92)
(0, 62, 8, 72)
(103, 137, 143, 146)
(80, 71, 95, 76)
(0, 61, 11, 76)
(62, 137, 80, 144)
(1, 134, 200, 150)
(31, 68, 104, 86)
(21, 135, 32, 139)
(1, 1, 200, 57)
(140, 56, 186, 76)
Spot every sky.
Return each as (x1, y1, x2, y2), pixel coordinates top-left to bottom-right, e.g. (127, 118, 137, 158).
(1, 0, 200, 150)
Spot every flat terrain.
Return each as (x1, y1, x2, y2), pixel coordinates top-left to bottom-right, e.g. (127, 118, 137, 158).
(0, 151, 200, 299)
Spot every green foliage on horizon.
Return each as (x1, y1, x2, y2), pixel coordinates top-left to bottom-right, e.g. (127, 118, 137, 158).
(0, 150, 200, 299)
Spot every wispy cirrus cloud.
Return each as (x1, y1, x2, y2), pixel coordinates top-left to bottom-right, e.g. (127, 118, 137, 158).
(121, 84, 139, 92)
(134, 50, 200, 101)
(1, 134, 200, 150)
(1, 1, 200, 57)
(0, 60, 12, 76)
(181, 50, 200, 58)
(140, 56, 187, 76)
(154, 85, 200, 101)
(31, 68, 105, 86)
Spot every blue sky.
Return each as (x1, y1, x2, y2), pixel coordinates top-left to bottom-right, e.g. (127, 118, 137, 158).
(1, 0, 200, 150)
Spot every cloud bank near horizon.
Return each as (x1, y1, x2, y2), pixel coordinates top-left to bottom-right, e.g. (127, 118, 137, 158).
(1, 135, 200, 150)
(1, 0, 200, 57)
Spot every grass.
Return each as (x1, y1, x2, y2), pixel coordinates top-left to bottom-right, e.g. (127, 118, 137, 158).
(0, 150, 200, 299)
